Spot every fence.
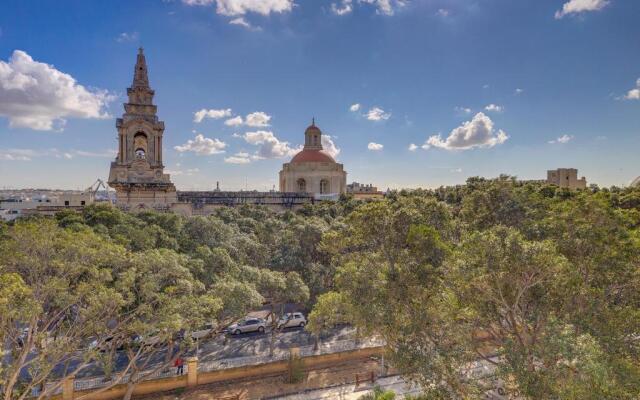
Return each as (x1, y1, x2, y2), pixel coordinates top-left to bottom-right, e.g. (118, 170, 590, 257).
(42, 338, 385, 400)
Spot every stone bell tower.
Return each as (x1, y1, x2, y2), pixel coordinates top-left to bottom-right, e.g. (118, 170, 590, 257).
(108, 48, 176, 210)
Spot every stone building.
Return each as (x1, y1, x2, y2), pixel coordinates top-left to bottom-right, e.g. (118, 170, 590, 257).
(346, 182, 384, 200)
(631, 176, 640, 188)
(279, 121, 347, 197)
(546, 168, 587, 190)
(108, 48, 177, 210)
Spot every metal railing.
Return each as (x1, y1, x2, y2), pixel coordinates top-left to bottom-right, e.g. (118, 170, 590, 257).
(198, 337, 384, 373)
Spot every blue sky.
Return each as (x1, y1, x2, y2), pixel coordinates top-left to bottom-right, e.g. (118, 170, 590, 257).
(0, 0, 639, 190)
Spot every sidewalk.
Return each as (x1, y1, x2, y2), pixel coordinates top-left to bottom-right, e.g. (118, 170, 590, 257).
(276, 375, 421, 400)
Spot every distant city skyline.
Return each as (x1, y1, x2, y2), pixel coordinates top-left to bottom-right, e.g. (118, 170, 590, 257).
(1, 0, 639, 190)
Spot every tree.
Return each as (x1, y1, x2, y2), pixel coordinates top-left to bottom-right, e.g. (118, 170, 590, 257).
(0, 220, 131, 400)
(254, 269, 309, 357)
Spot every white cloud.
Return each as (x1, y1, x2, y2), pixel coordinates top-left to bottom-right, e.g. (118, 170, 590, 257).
(214, 0, 294, 16)
(243, 130, 300, 159)
(408, 143, 418, 151)
(0, 50, 113, 131)
(555, 0, 609, 19)
(455, 106, 472, 114)
(349, 103, 361, 112)
(484, 104, 503, 113)
(622, 78, 640, 100)
(225, 116, 244, 126)
(436, 8, 449, 17)
(116, 32, 139, 43)
(182, 0, 215, 5)
(368, 142, 384, 151)
(423, 112, 509, 151)
(360, 0, 406, 16)
(322, 135, 341, 158)
(331, 0, 353, 15)
(229, 17, 261, 30)
(74, 150, 117, 158)
(245, 111, 271, 127)
(0, 148, 115, 161)
(174, 134, 227, 155)
(365, 107, 391, 121)
(515, 88, 524, 95)
(548, 134, 574, 144)
(224, 152, 252, 164)
(193, 108, 232, 123)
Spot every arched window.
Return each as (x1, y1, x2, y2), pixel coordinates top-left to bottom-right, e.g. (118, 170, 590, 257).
(134, 132, 148, 160)
(297, 178, 307, 193)
(320, 179, 330, 194)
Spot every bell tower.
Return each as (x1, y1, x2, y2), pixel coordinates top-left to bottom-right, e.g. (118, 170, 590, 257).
(108, 48, 176, 210)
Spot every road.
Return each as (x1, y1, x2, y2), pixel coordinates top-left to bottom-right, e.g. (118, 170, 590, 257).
(71, 325, 356, 380)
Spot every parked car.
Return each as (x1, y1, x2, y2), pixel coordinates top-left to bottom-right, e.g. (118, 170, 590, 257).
(227, 318, 266, 335)
(277, 312, 307, 329)
(191, 323, 217, 340)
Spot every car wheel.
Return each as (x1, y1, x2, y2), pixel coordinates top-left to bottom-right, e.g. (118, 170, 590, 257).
(299, 322, 306, 327)
(258, 326, 265, 333)
(234, 329, 241, 335)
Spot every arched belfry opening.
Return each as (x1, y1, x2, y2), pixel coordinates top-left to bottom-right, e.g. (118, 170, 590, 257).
(133, 132, 148, 160)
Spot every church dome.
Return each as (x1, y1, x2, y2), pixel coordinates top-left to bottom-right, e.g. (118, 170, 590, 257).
(291, 149, 336, 163)
(631, 176, 640, 187)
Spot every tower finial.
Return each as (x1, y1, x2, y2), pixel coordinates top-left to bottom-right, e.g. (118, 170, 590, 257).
(132, 48, 150, 89)
(312, 117, 315, 126)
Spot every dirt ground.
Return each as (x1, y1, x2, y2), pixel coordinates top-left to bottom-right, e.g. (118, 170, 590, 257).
(138, 357, 390, 400)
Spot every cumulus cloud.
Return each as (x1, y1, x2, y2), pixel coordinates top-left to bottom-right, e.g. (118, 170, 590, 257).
(365, 107, 391, 121)
(484, 104, 503, 113)
(548, 134, 574, 144)
(174, 134, 227, 155)
(116, 32, 139, 43)
(622, 78, 640, 100)
(515, 88, 524, 95)
(245, 111, 271, 127)
(0, 50, 113, 131)
(224, 152, 252, 164)
(331, 0, 353, 15)
(243, 130, 300, 159)
(225, 116, 244, 126)
(349, 103, 361, 112)
(193, 108, 233, 123)
(408, 143, 418, 151)
(423, 112, 509, 151)
(360, 0, 406, 16)
(322, 135, 341, 158)
(214, 0, 293, 16)
(436, 8, 449, 17)
(555, 0, 609, 19)
(368, 142, 384, 151)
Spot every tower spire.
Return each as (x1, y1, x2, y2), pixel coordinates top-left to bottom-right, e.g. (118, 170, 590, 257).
(133, 47, 149, 88)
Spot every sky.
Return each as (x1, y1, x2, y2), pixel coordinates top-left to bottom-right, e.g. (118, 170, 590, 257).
(0, 0, 639, 191)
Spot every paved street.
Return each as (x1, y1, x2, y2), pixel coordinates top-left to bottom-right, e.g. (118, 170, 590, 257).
(72, 325, 356, 380)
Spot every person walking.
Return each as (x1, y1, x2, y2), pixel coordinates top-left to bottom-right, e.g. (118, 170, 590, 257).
(174, 357, 184, 375)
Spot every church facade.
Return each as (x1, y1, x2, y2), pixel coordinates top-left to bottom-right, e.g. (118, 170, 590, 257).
(279, 122, 347, 197)
(108, 48, 177, 210)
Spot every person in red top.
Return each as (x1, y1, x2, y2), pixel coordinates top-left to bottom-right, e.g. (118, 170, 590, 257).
(174, 357, 184, 375)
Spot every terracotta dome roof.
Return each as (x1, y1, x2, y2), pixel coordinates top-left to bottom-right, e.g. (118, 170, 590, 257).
(291, 149, 336, 164)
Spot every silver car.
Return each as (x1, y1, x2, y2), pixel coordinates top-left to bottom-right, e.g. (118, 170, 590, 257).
(277, 312, 307, 329)
(228, 318, 266, 335)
